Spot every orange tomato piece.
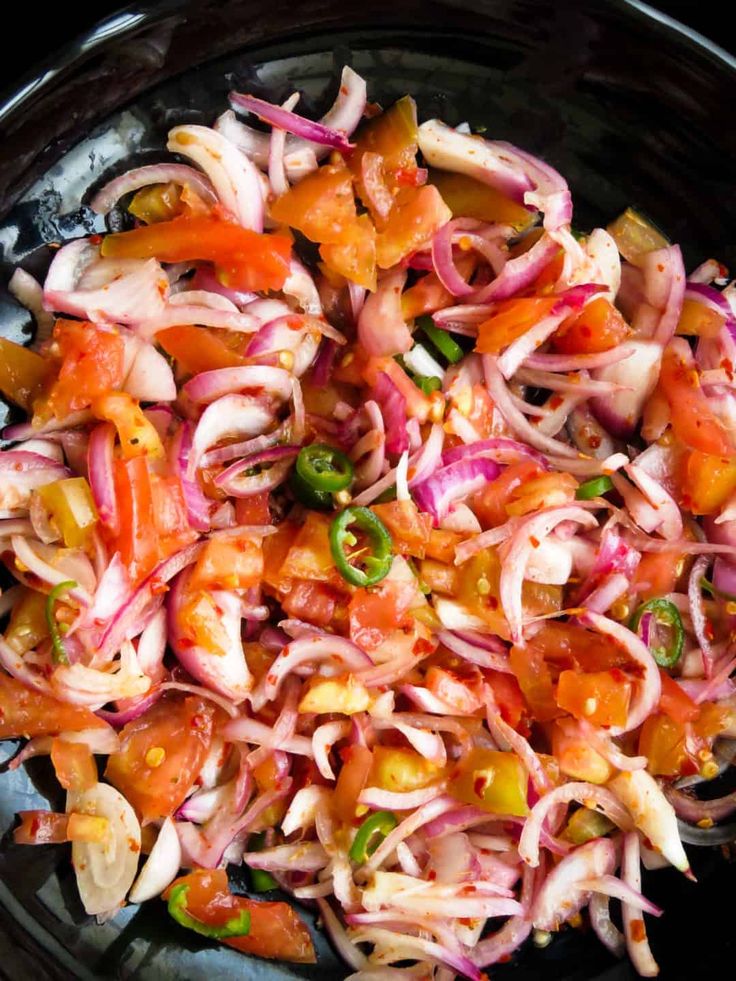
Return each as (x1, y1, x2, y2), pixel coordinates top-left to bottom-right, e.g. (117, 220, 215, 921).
(278, 512, 336, 584)
(484, 669, 527, 731)
(471, 461, 543, 528)
(112, 456, 159, 583)
(234, 492, 272, 526)
(157, 325, 246, 374)
(676, 297, 725, 338)
(680, 449, 736, 515)
(363, 356, 433, 422)
(551, 722, 614, 784)
(509, 643, 562, 722)
(632, 549, 683, 601)
(0, 673, 107, 739)
(319, 213, 377, 291)
(556, 669, 631, 728)
(0, 337, 53, 411)
(334, 744, 373, 822)
(425, 665, 483, 714)
(50, 738, 98, 793)
(281, 580, 339, 626)
(427, 169, 533, 229)
(659, 341, 735, 456)
(105, 695, 214, 823)
(349, 584, 409, 653)
(419, 558, 459, 595)
(371, 500, 432, 558)
(40, 320, 125, 420)
(658, 669, 700, 724)
(190, 534, 264, 591)
(351, 96, 419, 199)
(425, 528, 463, 563)
(639, 713, 689, 776)
(375, 185, 452, 269)
(475, 297, 559, 355)
(552, 297, 630, 354)
(150, 472, 198, 558)
(270, 164, 357, 244)
(93, 391, 165, 458)
(101, 214, 291, 292)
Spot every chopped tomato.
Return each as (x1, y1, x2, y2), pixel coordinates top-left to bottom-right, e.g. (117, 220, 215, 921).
(352, 96, 418, 188)
(101, 214, 291, 292)
(676, 297, 725, 338)
(190, 533, 263, 590)
(261, 521, 298, 593)
(525, 621, 631, 674)
(278, 512, 337, 585)
(556, 670, 631, 728)
(505, 471, 578, 516)
(0, 673, 107, 739)
(658, 340, 735, 456)
(419, 558, 458, 594)
(36, 477, 98, 548)
(371, 745, 443, 792)
(282, 581, 339, 626)
(552, 723, 613, 784)
(234, 493, 272, 526)
(449, 747, 529, 817)
(375, 185, 452, 269)
(639, 713, 688, 776)
(157, 325, 246, 374)
(111, 456, 159, 583)
(150, 472, 198, 558)
(128, 181, 185, 223)
(319, 214, 377, 291)
(484, 669, 526, 731)
(39, 320, 124, 421)
(471, 461, 542, 528)
(93, 392, 165, 458)
(509, 643, 561, 722)
(371, 500, 432, 558)
(349, 584, 410, 653)
(427, 169, 533, 229)
(50, 739, 97, 793)
(164, 869, 316, 963)
(334, 744, 373, 822)
(363, 356, 433, 422)
(693, 701, 731, 740)
(680, 449, 736, 515)
(0, 337, 53, 411)
(475, 297, 558, 355)
(401, 269, 457, 320)
(425, 665, 483, 714)
(552, 297, 630, 354)
(14, 811, 69, 845)
(270, 164, 357, 244)
(425, 528, 463, 564)
(530, 249, 565, 292)
(105, 695, 214, 823)
(632, 549, 683, 601)
(658, 669, 700, 724)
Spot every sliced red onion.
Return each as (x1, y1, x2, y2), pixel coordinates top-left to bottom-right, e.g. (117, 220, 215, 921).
(90, 163, 216, 215)
(0, 451, 70, 512)
(360, 150, 394, 220)
(580, 874, 663, 917)
(688, 554, 714, 676)
(437, 630, 511, 672)
(413, 457, 501, 526)
(591, 340, 662, 439)
(473, 232, 561, 304)
(3, 412, 92, 443)
(8, 267, 54, 343)
(214, 446, 298, 498)
(249, 634, 371, 712)
(283, 258, 323, 316)
(526, 347, 633, 372)
(244, 313, 324, 378)
(639, 245, 686, 345)
(531, 839, 616, 931)
(242, 841, 329, 872)
(622, 832, 660, 977)
(666, 785, 736, 825)
(168, 422, 211, 532)
(168, 568, 251, 702)
(138, 302, 260, 338)
(609, 770, 690, 875)
(347, 927, 481, 981)
(688, 259, 723, 285)
(96, 688, 163, 728)
(371, 371, 408, 455)
(10, 535, 93, 606)
(443, 435, 547, 470)
(358, 268, 412, 357)
(312, 720, 351, 780)
(431, 218, 504, 297)
(589, 891, 625, 958)
(128, 816, 181, 904)
(183, 365, 293, 406)
(268, 92, 301, 196)
(222, 715, 313, 756)
(167, 125, 263, 231)
(359, 784, 445, 811)
(625, 462, 683, 541)
(230, 92, 355, 153)
(188, 394, 276, 477)
(362, 796, 459, 873)
(86, 423, 119, 534)
(160, 681, 240, 718)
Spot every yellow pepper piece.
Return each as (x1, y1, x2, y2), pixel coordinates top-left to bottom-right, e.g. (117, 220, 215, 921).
(37, 477, 99, 548)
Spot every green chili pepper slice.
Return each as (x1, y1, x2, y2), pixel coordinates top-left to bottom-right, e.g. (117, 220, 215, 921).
(296, 443, 354, 493)
(418, 317, 464, 364)
(576, 475, 614, 500)
(629, 597, 684, 669)
(413, 374, 442, 396)
(329, 506, 393, 587)
(247, 832, 278, 892)
(45, 580, 77, 665)
(349, 810, 398, 864)
(289, 469, 333, 510)
(167, 883, 251, 938)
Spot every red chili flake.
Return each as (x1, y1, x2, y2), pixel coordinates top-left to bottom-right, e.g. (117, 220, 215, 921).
(529, 535, 540, 548)
(630, 918, 646, 943)
(427, 869, 437, 881)
(705, 620, 715, 641)
(488, 596, 499, 611)
(723, 357, 735, 381)
(128, 836, 141, 853)
(179, 638, 195, 650)
(609, 667, 626, 684)
(90, 234, 103, 245)
(474, 774, 488, 798)
(681, 757, 698, 776)
(549, 395, 564, 410)
(150, 579, 168, 596)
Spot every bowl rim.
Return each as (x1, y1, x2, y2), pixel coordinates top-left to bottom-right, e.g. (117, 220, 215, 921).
(1, 0, 735, 131)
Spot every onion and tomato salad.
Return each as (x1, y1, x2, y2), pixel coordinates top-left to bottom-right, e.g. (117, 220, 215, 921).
(1, 64, 735, 979)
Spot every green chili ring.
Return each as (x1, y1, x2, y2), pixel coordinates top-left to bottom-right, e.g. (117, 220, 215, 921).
(167, 884, 251, 938)
(576, 475, 614, 501)
(45, 580, 77, 666)
(296, 443, 354, 493)
(418, 317, 464, 364)
(629, 597, 685, 669)
(329, 506, 394, 587)
(349, 810, 398, 864)
(247, 831, 278, 892)
(289, 468, 333, 509)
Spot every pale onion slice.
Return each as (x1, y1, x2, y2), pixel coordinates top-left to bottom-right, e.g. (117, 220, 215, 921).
(128, 817, 181, 904)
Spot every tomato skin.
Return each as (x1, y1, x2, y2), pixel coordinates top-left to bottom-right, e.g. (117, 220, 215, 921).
(509, 643, 562, 722)
(475, 297, 558, 355)
(471, 461, 542, 528)
(680, 449, 736, 515)
(157, 325, 246, 374)
(334, 744, 373, 822)
(105, 695, 214, 823)
(101, 215, 291, 292)
(374, 185, 452, 269)
(658, 669, 700, 723)
(659, 340, 735, 455)
(50, 739, 97, 793)
(40, 320, 124, 421)
(552, 297, 630, 354)
(281, 581, 338, 626)
(164, 870, 316, 963)
(190, 534, 263, 591)
(632, 549, 683, 601)
(639, 713, 688, 776)
(112, 456, 159, 583)
(0, 337, 53, 411)
(0, 673, 107, 739)
(427, 168, 532, 228)
(556, 670, 631, 728)
(371, 500, 432, 558)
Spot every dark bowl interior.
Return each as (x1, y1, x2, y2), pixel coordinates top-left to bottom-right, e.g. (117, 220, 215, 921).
(1, 0, 736, 977)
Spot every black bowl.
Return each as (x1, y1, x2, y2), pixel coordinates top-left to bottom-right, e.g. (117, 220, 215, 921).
(1, 1, 736, 977)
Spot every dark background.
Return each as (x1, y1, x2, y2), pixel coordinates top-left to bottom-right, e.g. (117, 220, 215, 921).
(0, 0, 730, 95)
